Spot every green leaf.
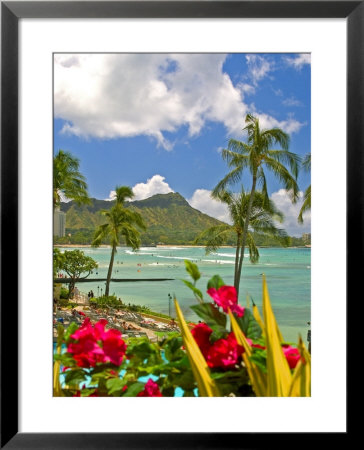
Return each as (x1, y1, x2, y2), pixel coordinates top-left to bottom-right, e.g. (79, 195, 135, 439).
(184, 260, 201, 282)
(54, 352, 77, 368)
(64, 322, 79, 343)
(122, 381, 145, 397)
(235, 308, 262, 340)
(164, 336, 184, 362)
(209, 329, 228, 344)
(181, 279, 203, 301)
(64, 369, 87, 386)
(161, 385, 175, 397)
(106, 378, 126, 395)
(207, 275, 225, 290)
(80, 388, 98, 397)
(126, 341, 154, 361)
(190, 303, 227, 333)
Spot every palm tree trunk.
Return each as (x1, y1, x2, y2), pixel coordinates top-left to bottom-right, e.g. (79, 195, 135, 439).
(236, 175, 257, 297)
(105, 243, 116, 297)
(234, 232, 242, 289)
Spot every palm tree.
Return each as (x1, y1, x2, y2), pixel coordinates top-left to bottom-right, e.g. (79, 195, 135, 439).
(298, 153, 311, 223)
(53, 150, 90, 209)
(92, 186, 146, 296)
(194, 189, 290, 291)
(213, 113, 300, 296)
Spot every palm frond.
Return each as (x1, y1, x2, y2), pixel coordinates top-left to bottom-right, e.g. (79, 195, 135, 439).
(264, 156, 299, 202)
(267, 150, 300, 178)
(298, 185, 311, 223)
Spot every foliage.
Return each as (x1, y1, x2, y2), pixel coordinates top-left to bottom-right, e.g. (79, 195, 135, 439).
(59, 250, 98, 298)
(298, 153, 311, 224)
(53, 149, 90, 208)
(60, 287, 69, 299)
(53, 248, 64, 277)
(54, 261, 310, 397)
(89, 295, 122, 309)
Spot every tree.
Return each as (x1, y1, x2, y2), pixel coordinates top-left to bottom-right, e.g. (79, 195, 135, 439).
(213, 113, 300, 296)
(53, 149, 90, 209)
(194, 189, 290, 289)
(92, 186, 146, 296)
(53, 247, 64, 278)
(60, 250, 98, 299)
(298, 153, 311, 223)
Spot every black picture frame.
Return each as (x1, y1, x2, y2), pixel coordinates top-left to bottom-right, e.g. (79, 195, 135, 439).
(1, 1, 356, 448)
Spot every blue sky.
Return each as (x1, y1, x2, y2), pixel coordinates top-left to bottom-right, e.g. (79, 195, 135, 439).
(54, 53, 311, 236)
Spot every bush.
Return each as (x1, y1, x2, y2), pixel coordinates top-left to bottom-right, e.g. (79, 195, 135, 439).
(60, 287, 69, 299)
(58, 299, 78, 308)
(89, 295, 122, 309)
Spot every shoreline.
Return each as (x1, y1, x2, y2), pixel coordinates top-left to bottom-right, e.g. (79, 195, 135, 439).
(54, 243, 310, 249)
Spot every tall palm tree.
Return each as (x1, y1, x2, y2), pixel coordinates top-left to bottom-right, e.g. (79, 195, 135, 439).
(92, 186, 146, 296)
(298, 153, 311, 223)
(213, 114, 300, 296)
(194, 189, 290, 291)
(53, 150, 90, 209)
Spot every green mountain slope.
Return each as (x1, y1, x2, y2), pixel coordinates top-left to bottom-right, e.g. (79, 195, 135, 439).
(58, 192, 224, 245)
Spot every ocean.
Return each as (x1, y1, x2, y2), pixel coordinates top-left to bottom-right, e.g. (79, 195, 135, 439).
(57, 246, 311, 343)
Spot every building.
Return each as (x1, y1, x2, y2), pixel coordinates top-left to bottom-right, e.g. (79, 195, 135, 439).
(54, 208, 66, 237)
(302, 233, 311, 244)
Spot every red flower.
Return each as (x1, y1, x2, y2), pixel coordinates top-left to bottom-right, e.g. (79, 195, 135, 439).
(137, 379, 162, 397)
(207, 286, 245, 317)
(206, 332, 245, 369)
(191, 323, 213, 358)
(68, 318, 126, 368)
(102, 328, 127, 366)
(282, 345, 301, 369)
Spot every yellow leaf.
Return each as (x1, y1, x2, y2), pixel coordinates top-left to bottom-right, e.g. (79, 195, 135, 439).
(262, 275, 292, 396)
(229, 310, 267, 396)
(289, 336, 311, 397)
(53, 344, 63, 397)
(252, 303, 265, 337)
(174, 298, 220, 397)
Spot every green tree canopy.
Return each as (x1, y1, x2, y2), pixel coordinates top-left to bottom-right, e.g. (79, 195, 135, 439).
(53, 149, 90, 209)
(60, 250, 98, 299)
(298, 153, 311, 224)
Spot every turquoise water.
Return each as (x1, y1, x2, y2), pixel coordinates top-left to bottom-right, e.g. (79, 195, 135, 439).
(58, 246, 311, 343)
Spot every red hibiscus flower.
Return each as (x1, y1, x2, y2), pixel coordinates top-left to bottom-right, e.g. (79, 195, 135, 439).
(68, 318, 126, 368)
(102, 328, 127, 366)
(207, 286, 245, 317)
(206, 332, 245, 369)
(191, 323, 213, 358)
(137, 379, 162, 397)
(282, 345, 301, 369)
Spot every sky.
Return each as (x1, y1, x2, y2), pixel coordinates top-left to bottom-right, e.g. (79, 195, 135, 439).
(54, 53, 311, 237)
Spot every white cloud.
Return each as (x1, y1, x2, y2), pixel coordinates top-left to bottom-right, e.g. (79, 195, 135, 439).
(131, 175, 174, 201)
(54, 54, 304, 149)
(188, 189, 231, 224)
(282, 96, 303, 107)
(245, 54, 273, 85)
(285, 53, 311, 70)
(270, 189, 311, 237)
(105, 190, 116, 201)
